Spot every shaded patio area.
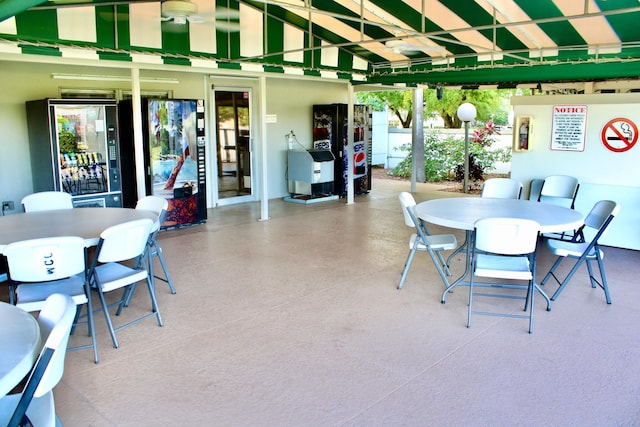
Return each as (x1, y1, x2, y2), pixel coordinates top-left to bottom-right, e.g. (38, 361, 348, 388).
(44, 178, 640, 425)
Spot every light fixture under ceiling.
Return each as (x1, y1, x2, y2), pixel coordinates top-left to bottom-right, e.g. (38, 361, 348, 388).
(51, 73, 179, 84)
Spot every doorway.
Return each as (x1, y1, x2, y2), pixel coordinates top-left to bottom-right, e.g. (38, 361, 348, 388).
(214, 89, 252, 203)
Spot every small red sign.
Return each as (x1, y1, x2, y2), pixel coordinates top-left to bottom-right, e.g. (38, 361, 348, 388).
(601, 118, 638, 152)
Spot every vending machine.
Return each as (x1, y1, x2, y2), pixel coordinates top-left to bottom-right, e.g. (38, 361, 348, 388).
(119, 98, 207, 228)
(312, 104, 372, 197)
(25, 99, 123, 208)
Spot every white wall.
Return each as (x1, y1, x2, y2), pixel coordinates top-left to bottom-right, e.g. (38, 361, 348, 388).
(264, 77, 349, 199)
(511, 93, 640, 250)
(0, 59, 352, 212)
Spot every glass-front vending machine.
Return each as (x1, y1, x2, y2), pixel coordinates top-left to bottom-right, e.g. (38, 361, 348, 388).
(25, 99, 122, 207)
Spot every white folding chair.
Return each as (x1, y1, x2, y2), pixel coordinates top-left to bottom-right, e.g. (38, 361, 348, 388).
(468, 218, 542, 333)
(398, 192, 457, 290)
(538, 175, 580, 240)
(21, 191, 73, 212)
(538, 175, 579, 208)
(481, 178, 523, 199)
(88, 218, 163, 349)
(445, 179, 523, 268)
(541, 200, 619, 304)
(135, 195, 176, 294)
(4, 236, 98, 363)
(0, 293, 76, 427)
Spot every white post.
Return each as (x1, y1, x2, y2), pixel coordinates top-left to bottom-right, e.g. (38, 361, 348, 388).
(130, 68, 145, 200)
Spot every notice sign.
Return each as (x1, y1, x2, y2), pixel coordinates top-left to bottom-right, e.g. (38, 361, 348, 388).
(551, 105, 588, 151)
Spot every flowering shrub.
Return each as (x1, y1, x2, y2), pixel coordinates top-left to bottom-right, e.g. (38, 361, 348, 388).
(390, 122, 511, 182)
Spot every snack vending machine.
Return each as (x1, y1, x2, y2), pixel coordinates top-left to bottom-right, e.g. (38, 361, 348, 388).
(119, 98, 207, 228)
(25, 99, 123, 208)
(312, 104, 372, 197)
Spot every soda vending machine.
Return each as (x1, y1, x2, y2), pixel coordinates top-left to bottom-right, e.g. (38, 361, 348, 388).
(312, 104, 372, 197)
(25, 99, 123, 207)
(119, 98, 207, 228)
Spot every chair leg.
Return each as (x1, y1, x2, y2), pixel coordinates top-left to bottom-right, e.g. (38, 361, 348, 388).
(154, 245, 177, 294)
(398, 247, 417, 289)
(467, 271, 475, 328)
(527, 280, 535, 334)
(446, 236, 467, 269)
(591, 254, 612, 304)
(550, 255, 587, 302)
(145, 275, 164, 327)
(427, 249, 452, 289)
(96, 287, 119, 349)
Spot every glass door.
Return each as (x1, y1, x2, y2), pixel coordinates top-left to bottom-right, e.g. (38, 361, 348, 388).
(214, 89, 252, 203)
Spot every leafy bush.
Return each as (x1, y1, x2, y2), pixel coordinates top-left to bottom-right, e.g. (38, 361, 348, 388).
(390, 124, 511, 183)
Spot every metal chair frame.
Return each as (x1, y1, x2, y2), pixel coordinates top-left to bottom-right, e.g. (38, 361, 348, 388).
(398, 192, 457, 290)
(541, 200, 619, 304)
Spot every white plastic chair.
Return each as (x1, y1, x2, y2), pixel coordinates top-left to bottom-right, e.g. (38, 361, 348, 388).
(0, 293, 76, 427)
(135, 195, 176, 294)
(445, 179, 523, 268)
(88, 218, 163, 349)
(468, 218, 542, 333)
(538, 175, 579, 208)
(481, 178, 523, 199)
(4, 236, 98, 363)
(541, 200, 619, 304)
(398, 192, 457, 290)
(21, 191, 73, 212)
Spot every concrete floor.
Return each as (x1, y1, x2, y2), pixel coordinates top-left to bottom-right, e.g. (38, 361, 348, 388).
(52, 178, 640, 426)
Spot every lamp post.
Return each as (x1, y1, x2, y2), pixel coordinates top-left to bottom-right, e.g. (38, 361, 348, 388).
(457, 102, 477, 193)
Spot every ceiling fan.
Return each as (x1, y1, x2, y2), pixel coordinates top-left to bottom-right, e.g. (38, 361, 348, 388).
(160, 0, 240, 30)
(384, 39, 446, 55)
(38, 0, 241, 32)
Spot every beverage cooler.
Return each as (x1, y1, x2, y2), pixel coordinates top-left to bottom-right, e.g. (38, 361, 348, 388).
(119, 98, 206, 229)
(312, 104, 372, 197)
(25, 99, 122, 208)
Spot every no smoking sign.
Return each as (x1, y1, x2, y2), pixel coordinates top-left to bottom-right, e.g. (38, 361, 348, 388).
(601, 117, 638, 152)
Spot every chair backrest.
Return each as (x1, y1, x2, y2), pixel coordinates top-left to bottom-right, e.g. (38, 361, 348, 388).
(481, 178, 523, 199)
(582, 200, 620, 242)
(96, 218, 154, 263)
(8, 294, 75, 427)
(528, 179, 544, 201)
(399, 192, 417, 228)
(538, 175, 579, 208)
(33, 293, 76, 397)
(4, 236, 86, 282)
(474, 218, 540, 255)
(136, 195, 168, 233)
(21, 191, 73, 212)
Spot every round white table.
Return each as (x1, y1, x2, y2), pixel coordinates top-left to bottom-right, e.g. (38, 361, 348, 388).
(415, 197, 585, 233)
(0, 207, 157, 253)
(0, 302, 40, 397)
(415, 197, 585, 304)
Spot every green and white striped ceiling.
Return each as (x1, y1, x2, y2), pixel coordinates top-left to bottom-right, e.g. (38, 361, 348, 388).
(0, 0, 638, 86)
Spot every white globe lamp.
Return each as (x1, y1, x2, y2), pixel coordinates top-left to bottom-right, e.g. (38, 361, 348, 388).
(457, 103, 477, 193)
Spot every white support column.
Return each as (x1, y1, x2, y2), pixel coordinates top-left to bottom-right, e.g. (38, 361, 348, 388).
(130, 68, 145, 201)
(259, 76, 270, 221)
(347, 84, 355, 205)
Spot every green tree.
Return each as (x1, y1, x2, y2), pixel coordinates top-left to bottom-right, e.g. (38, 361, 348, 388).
(357, 90, 413, 128)
(357, 88, 512, 128)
